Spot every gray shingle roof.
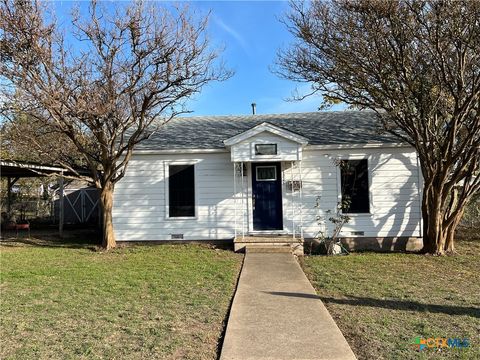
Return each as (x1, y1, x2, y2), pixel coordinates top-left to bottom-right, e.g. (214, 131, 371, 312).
(136, 111, 399, 150)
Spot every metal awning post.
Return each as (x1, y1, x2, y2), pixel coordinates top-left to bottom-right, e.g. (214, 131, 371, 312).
(233, 163, 237, 239)
(245, 163, 250, 234)
(299, 160, 304, 239)
(291, 161, 295, 239)
(241, 162, 245, 239)
(58, 172, 64, 238)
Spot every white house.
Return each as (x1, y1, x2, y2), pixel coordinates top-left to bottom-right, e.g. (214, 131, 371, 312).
(113, 111, 423, 253)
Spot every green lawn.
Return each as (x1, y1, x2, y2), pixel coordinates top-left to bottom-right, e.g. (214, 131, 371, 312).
(302, 240, 480, 360)
(0, 237, 243, 359)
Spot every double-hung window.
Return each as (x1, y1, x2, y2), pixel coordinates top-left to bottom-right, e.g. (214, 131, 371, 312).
(340, 159, 370, 214)
(168, 164, 195, 217)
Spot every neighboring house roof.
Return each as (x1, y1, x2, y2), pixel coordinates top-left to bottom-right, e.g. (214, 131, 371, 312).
(135, 111, 400, 150)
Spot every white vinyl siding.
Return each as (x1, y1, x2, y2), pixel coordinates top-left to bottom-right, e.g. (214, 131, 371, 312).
(292, 148, 421, 238)
(113, 153, 236, 241)
(113, 147, 421, 241)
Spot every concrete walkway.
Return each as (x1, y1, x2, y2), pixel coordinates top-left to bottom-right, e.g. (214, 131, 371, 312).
(220, 253, 356, 360)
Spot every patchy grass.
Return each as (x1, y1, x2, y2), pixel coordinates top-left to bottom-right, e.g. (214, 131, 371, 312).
(302, 240, 480, 360)
(0, 237, 243, 359)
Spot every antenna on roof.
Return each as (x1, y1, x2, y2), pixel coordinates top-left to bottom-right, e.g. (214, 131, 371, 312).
(251, 103, 256, 115)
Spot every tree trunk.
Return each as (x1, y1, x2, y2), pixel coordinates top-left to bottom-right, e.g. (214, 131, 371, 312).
(421, 182, 464, 255)
(444, 208, 465, 254)
(444, 227, 455, 254)
(100, 182, 116, 250)
(421, 183, 447, 255)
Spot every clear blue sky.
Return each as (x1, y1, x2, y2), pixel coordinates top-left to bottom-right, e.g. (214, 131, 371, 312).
(52, 1, 345, 116)
(186, 0, 330, 116)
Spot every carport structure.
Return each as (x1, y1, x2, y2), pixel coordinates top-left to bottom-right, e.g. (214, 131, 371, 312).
(1, 160, 72, 236)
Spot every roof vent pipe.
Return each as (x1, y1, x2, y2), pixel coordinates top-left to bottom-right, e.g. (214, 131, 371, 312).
(251, 103, 256, 115)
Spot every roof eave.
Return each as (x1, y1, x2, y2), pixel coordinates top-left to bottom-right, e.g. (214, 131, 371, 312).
(132, 142, 413, 154)
(305, 142, 411, 150)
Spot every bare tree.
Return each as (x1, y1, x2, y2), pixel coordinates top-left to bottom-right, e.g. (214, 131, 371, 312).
(0, 0, 231, 249)
(1, 114, 83, 167)
(276, 0, 480, 255)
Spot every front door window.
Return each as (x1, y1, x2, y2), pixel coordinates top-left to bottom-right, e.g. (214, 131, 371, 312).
(256, 165, 277, 181)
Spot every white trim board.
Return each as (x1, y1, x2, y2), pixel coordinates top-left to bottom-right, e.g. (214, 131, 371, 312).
(224, 122, 309, 147)
(134, 148, 228, 155)
(305, 143, 411, 150)
(132, 143, 412, 155)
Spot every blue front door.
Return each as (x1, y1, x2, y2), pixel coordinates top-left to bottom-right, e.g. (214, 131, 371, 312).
(252, 162, 283, 230)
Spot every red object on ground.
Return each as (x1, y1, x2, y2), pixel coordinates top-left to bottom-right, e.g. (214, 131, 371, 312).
(16, 223, 30, 230)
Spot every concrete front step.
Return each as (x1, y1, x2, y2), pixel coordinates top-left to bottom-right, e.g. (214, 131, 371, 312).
(235, 236, 304, 255)
(246, 245, 292, 253)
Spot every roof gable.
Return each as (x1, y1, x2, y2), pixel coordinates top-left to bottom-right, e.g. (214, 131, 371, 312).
(223, 122, 309, 147)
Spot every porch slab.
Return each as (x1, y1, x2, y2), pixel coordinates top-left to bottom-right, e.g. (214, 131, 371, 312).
(235, 235, 303, 243)
(220, 253, 357, 360)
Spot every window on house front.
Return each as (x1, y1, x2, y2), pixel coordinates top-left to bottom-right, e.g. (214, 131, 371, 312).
(169, 165, 195, 217)
(255, 144, 277, 155)
(340, 159, 370, 213)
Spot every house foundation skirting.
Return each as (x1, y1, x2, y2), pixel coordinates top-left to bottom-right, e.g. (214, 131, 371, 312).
(305, 236, 423, 252)
(117, 237, 423, 253)
(116, 239, 234, 250)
